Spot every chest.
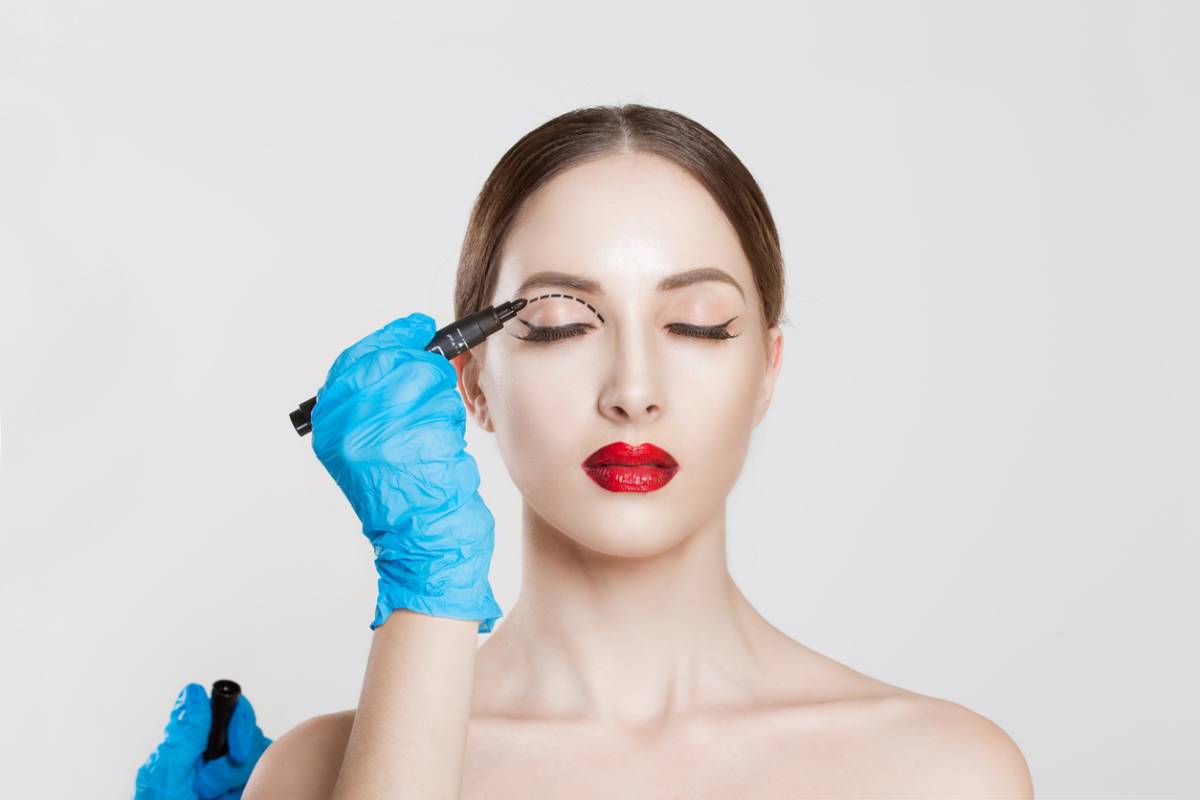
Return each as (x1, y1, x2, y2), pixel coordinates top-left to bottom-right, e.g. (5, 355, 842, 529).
(459, 716, 893, 799)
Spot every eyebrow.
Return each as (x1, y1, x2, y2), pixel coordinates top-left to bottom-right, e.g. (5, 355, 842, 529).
(515, 267, 746, 300)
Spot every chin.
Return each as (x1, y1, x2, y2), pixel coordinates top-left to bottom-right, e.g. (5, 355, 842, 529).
(523, 477, 707, 559)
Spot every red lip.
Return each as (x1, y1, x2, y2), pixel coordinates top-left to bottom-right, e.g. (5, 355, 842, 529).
(582, 442, 679, 493)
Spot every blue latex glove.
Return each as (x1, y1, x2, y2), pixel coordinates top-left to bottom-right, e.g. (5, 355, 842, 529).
(310, 312, 503, 633)
(133, 683, 272, 800)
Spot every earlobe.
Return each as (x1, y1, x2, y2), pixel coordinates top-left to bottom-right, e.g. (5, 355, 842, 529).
(453, 352, 494, 433)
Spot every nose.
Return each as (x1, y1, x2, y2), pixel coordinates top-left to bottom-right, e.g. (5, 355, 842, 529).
(596, 326, 664, 426)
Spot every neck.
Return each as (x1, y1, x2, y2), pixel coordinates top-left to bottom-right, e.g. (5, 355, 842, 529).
(475, 499, 783, 732)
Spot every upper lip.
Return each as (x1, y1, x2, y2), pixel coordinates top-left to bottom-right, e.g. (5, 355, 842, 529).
(583, 442, 678, 469)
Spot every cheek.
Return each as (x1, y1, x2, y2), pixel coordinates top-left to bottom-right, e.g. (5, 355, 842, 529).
(673, 352, 762, 488)
(484, 348, 593, 492)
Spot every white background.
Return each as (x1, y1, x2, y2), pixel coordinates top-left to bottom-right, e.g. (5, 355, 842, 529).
(2, 2, 1196, 797)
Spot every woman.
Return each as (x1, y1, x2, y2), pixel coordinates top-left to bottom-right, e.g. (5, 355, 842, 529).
(245, 104, 1033, 798)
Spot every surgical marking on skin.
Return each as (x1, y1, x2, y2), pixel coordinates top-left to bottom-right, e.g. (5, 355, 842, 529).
(520, 292, 605, 324)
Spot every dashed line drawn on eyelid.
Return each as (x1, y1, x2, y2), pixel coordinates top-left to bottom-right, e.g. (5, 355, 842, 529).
(520, 292, 605, 323)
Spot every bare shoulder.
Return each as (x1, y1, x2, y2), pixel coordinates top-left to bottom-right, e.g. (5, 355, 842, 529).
(755, 641, 1032, 797)
(865, 692, 1034, 798)
(242, 709, 356, 800)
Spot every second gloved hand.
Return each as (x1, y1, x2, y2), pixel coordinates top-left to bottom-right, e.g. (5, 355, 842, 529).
(134, 683, 271, 800)
(310, 312, 503, 633)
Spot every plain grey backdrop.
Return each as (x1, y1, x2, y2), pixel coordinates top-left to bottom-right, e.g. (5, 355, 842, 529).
(2, 1, 1196, 797)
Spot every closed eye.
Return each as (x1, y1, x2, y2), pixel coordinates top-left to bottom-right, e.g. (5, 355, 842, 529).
(665, 317, 740, 340)
(515, 317, 739, 343)
(513, 322, 594, 342)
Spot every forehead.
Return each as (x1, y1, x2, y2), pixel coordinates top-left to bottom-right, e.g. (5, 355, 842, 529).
(494, 153, 752, 298)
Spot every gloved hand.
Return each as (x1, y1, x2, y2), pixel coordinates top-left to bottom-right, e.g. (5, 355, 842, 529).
(134, 683, 272, 800)
(310, 312, 503, 633)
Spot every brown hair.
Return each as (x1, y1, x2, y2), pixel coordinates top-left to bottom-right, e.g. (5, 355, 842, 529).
(454, 103, 788, 333)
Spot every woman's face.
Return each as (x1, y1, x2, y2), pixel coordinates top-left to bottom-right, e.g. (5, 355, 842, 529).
(457, 152, 783, 558)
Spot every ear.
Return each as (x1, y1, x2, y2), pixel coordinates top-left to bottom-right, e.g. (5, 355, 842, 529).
(751, 326, 783, 429)
(453, 349, 494, 433)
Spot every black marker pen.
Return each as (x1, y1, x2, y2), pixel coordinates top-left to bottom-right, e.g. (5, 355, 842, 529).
(288, 298, 528, 437)
(203, 679, 241, 762)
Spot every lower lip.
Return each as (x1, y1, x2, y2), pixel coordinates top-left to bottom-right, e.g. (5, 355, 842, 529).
(582, 464, 679, 492)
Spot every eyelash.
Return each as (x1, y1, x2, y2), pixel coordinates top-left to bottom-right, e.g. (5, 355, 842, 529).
(517, 317, 740, 343)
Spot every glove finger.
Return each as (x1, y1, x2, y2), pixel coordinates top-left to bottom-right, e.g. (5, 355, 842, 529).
(331, 399, 475, 534)
(225, 696, 273, 765)
(328, 312, 437, 380)
(318, 313, 438, 401)
(312, 335, 456, 432)
(311, 346, 459, 453)
(163, 683, 213, 759)
(366, 384, 470, 463)
(133, 683, 212, 799)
